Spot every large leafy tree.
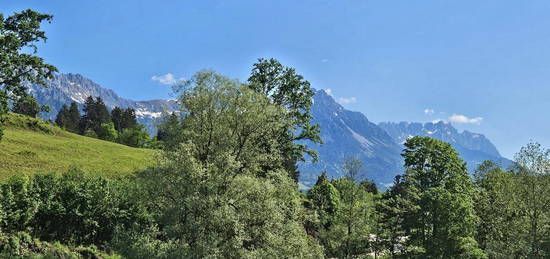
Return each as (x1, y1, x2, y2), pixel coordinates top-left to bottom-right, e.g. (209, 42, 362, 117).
(131, 70, 323, 257)
(0, 9, 57, 140)
(513, 142, 550, 258)
(473, 161, 525, 258)
(247, 58, 321, 180)
(401, 136, 485, 258)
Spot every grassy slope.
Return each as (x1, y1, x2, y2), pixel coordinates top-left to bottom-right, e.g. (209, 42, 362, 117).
(0, 113, 155, 180)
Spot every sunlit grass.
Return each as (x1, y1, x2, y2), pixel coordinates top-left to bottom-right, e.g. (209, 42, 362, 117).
(0, 113, 155, 180)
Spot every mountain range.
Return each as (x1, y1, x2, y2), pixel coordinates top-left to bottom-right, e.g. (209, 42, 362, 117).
(28, 73, 178, 134)
(28, 73, 511, 188)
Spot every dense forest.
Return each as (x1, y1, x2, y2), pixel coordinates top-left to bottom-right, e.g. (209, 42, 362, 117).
(1, 9, 549, 259)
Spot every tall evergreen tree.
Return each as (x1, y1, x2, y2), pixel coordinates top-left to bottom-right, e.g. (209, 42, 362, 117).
(111, 106, 123, 132)
(111, 107, 137, 132)
(55, 104, 70, 128)
(79, 96, 111, 134)
(66, 101, 80, 133)
(401, 136, 485, 258)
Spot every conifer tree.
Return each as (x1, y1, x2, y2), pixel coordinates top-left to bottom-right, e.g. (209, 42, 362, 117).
(55, 104, 69, 128)
(66, 101, 80, 133)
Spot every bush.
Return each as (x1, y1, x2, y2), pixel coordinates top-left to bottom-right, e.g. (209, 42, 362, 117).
(0, 170, 151, 247)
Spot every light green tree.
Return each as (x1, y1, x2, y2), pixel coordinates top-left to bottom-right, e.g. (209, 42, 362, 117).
(513, 142, 550, 259)
(132, 70, 323, 258)
(473, 161, 526, 258)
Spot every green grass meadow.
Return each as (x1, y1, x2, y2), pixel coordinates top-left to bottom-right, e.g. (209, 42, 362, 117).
(0, 113, 155, 180)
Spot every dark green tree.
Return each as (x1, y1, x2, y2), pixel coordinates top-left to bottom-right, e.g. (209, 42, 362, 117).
(111, 106, 123, 131)
(66, 101, 80, 133)
(0, 9, 57, 140)
(401, 136, 485, 258)
(156, 112, 183, 151)
(308, 171, 341, 230)
(111, 107, 137, 132)
(375, 175, 410, 257)
(55, 104, 69, 128)
(79, 96, 111, 135)
(247, 58, 322, 181)
(11, 95, 49, 118)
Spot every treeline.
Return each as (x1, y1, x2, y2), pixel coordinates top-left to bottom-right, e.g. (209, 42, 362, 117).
(307, 139, 550, 258)
(54, 96, 157, 148)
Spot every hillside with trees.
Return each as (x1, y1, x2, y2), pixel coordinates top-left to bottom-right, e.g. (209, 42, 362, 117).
(1, 8, 549, 259)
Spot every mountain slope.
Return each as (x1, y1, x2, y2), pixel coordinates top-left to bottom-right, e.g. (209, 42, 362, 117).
(0, 113, 154, 180)
(28, 73, 179, 134)
(378, 121, 512, 171)
(299, 90, 403, 186)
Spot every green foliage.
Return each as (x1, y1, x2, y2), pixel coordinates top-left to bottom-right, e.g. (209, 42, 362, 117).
(128, 70, 324, 258)
(111, 107, 137, 132)
(117, 125, 151, 148)
(0, 113, 153, 180)
(55, 102, 80, 133)
(0, 170, 150, 246)
(308, 172, 341, 229)
(11, 95, 49, 118)
(0, 9, 58, 141)
(401, 136, 485, 258)
(247, 58, 321, 164)
(97, 122, 118, 141)
(375, 175, 410, 257)
(79, 96, 111, 134)
(513, 142, 550, 258)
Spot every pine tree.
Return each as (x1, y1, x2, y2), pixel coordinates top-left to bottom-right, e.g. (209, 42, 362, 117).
(55, 104, 70, 128)
(66, 102, 80, 133)
(79, 96, 111, 135)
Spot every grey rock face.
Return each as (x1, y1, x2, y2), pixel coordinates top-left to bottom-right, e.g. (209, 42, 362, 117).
(298, 90, 403, 187)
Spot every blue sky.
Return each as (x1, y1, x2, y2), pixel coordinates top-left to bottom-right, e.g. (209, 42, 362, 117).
(4, 0, 550, 158)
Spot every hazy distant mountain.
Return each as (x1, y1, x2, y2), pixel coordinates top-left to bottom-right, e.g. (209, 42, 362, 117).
(27, 74, 510, 188)
(28, 73, 178, 134)
(298, 90, 403, 187)
(378, 121, 512, 172)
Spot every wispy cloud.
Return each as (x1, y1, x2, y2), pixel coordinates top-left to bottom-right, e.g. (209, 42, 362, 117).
(321, 59, 329, 63)
(151, 73, 183, 85)
(337, 97, 357, 104)
(424, 108, 435, 116)
(324, 89, 333, 96)
(448, 114, 483, 124)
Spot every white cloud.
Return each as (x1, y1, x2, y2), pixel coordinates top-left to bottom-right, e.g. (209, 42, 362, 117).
(324, 89, 333, 96)
(151, 73, 183, 85)
(424, 108, 435, 115)
(337, 97, 357, 104)
(448, 114, 483, 124)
